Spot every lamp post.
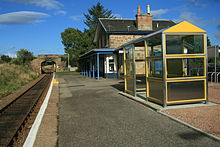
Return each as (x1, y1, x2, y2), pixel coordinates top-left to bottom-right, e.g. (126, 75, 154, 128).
(68, 53, 70, 71)
(214, 45, 217, 82)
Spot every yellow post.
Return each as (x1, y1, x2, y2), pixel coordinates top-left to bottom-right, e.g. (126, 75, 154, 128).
(144, 40, 149, 98)
(123, 47, 127, 91)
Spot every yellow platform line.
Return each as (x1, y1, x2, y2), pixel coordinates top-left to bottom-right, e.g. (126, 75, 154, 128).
(53, 79, 59, 84)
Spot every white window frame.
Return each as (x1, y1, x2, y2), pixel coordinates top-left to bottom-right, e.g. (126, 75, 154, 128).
(105, 55, 116, 73)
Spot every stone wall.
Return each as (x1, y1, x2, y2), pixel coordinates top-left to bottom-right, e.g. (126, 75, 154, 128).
(31, 55, 65, 72)
(109, 34, 145, 49)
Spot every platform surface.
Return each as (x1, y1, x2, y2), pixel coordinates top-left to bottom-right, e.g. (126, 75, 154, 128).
(57, 74, 220, 147)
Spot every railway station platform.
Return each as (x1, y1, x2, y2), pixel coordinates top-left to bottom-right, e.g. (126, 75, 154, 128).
(31, 73, 220, 146)
(32, 80, 59, 147)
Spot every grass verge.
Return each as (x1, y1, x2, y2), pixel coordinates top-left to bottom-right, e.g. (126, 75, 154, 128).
(0, 63, 40, 98)
(56, 71, 80, 75)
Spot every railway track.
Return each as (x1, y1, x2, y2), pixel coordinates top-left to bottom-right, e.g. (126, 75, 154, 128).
(0, 74, 53, 147)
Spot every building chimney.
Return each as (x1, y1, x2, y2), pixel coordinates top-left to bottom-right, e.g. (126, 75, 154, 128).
(136, 5, 152, 30)
(138, 6, 141, 14)
(147, 4, 150, 14)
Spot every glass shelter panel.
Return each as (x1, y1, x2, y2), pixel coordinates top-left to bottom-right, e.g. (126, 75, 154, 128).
(135, 47, 145, 60)
(126, 61, 134, 76)
(136, 61, 146, 91)
(125, 45, 134, 60)
(148, 59, 163, 78)
(126, 76, 135, 93)
(136, 76, 145, 89)
(167, 58, 204, 78)
(136, 61, 145, 75)
(124, 44, 135, 95)
(134, 43, 146, 95)
(166, 35, 204, 54)
(147, 34, 162, 57)
(167, 80, 205, 102)
(148, 80, 164, 102)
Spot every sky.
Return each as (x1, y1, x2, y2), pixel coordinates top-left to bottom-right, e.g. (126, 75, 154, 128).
(0, 0, 220, 56)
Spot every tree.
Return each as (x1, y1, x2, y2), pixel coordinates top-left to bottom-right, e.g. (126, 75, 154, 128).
(61, 28, 95, 66)
(61, 2, 115, 66)
(0, 55, 11, 63)
(207, 36, 211, 47)
(84, 2, 115, 38)
(16, 49, 34, 64)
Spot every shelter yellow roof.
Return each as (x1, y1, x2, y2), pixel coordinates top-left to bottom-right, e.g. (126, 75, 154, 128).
(163, 21, 206, 33)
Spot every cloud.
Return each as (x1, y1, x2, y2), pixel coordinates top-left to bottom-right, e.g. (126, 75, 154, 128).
(174, 11, 202, 25)
(0, 45, 18, 57)
(186, 0, 220, 7)
(186, 0, 206, 7)
(55, 10, 66, 15)
(151, 9, 168, 18)
(69, 15, 83, 21)
(0, 11, 49, 24)
(4, 52, 17, 58)
(1, 0, 62, 9)
(214, 32, 220, 41)
(175, 11, 220, 27)
(215, 25, 220, 41)
(113, 14, 122, 18)
(206, 18, 220, 25)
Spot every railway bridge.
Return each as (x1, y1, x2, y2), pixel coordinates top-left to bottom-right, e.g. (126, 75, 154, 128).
(31, 54, 65, 73)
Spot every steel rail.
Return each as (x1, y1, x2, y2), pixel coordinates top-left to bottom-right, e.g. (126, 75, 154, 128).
(0, 74, 52, 147)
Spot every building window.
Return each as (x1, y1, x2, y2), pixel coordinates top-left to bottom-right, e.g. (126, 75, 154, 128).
(109, 59, 114, 72)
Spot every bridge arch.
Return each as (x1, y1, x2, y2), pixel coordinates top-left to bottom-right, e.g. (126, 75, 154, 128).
(41, 60, 56, 74)
(31, 54, 65, 73)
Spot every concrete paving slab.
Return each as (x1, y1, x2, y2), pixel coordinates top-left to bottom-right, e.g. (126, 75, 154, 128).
(34, 136, 57, 147)
(33, 84, 59, 147)
(58, 74, 220, 147)
(119, 91, 218, 111)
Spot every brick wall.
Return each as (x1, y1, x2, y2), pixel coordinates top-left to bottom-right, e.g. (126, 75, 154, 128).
(109, 34, 145, 49)
(136, 14, 152, 30)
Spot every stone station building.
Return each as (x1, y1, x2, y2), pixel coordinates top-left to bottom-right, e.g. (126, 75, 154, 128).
(80, 5, 175, 79)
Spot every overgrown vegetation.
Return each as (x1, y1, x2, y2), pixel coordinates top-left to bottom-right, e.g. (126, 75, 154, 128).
(0, 63, 40, 98)
(61, 2, 115, 67)
(0, 49, 39, 98)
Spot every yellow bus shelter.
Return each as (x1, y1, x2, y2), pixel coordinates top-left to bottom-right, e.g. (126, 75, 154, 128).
(120, 21, 207, 107)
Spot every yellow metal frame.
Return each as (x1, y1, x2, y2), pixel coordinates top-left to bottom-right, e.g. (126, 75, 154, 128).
(126, 89, 134, 93)
(166, 55, 205, 58)
(122, 21, 207, 106)
(123, 47, 127, 91)
(164, 33, 205, 35)
(145, 41, 149, 98)
(163, 32, 207, 104)
(136, 88, 146, 90)
(166, 54, 205, 57)
(148, 96, 163, 103)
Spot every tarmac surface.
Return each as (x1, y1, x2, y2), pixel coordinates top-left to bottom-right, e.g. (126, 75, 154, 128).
(57, 74, 220, 147)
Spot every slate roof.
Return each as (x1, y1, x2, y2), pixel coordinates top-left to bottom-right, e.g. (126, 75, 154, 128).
(99, 18, 175, 33)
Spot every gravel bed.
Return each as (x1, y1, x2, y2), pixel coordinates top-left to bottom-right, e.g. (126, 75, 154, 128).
(163, 83, 220, 138)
